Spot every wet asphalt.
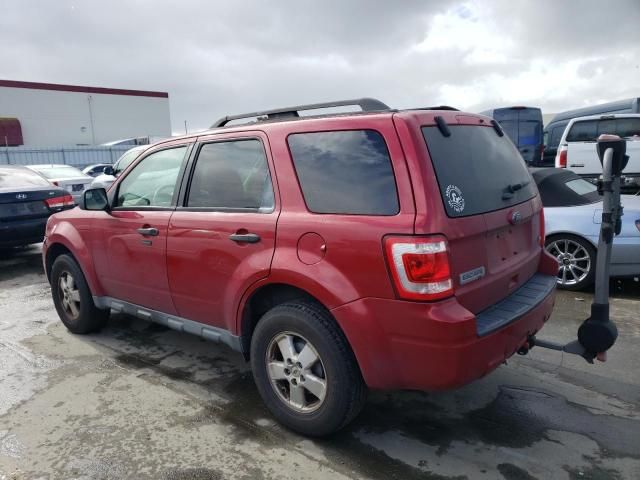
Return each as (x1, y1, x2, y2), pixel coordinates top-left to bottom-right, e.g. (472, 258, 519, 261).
(0, 245, 638, 480)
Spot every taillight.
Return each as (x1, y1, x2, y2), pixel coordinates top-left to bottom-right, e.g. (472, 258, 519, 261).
(556, 145, 568, 168)
(384, 235, 453, 301)
(539, 208, 546, 247)
(45, 194, 75, 209)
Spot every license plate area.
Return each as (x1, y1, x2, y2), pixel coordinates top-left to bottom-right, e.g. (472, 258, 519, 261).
(486, 222, 534, 270)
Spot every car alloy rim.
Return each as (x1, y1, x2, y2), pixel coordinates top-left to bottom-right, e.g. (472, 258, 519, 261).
(58, 271, 81, 319)
(546, 239, 591, 286)
(265, 332, 327, 413)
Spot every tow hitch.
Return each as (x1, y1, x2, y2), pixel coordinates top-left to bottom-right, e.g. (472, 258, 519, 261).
(526, 134, 628, 364)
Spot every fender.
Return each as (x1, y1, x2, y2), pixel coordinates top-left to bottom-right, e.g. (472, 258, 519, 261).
(234, 247, 361, 335)
(45, 219, 105, 297)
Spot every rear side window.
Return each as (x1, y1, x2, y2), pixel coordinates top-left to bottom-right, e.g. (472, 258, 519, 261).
(617, 118, 640, 138)
(287, 130, 399, 215)
(422, 125, 536, 217)
(187, 139, 274, 211)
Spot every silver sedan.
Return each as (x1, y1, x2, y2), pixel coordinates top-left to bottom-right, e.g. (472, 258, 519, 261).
(533, 168, 640, 290)
(26, 164, 93, 203)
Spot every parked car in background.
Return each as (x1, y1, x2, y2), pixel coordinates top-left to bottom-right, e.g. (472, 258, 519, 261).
(544, 97, 640, 166)
(82, 163, 112, 177)
(532, 168, 640, 290)
(26, 165, 93, 202)
(91, 145, 146, 190)
(43, 98, 558, 436)
(479, 106, 544, 166)
(554, 114, 640, 190)
(0, 165, 75, 247)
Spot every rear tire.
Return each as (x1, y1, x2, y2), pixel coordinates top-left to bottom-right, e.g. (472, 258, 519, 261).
(250, 301, 367, 436)
(51, 254, 109, 334)
(545, 234, 596, 291)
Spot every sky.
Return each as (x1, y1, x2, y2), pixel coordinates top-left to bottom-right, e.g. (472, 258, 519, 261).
(1, 0, 639, 134)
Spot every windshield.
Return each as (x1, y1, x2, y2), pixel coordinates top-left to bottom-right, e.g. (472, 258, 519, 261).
(0, 167, 51, 188)
(422, 125, 536, 217)
(33, 166, 84, 179)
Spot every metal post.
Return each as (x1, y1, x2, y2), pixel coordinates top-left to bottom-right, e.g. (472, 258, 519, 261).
(88, 95, 96, 145)
(61, 147, 67, 165)
(3, 136, 9, 165)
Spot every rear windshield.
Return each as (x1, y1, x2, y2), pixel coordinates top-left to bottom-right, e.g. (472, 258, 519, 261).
(566, 117, 640, 142)
(35, 165, 84, 179)
(422, 125, 537, 217)
(0, 167, 51, 188)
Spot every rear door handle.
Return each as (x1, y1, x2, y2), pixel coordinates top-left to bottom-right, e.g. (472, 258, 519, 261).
(137, 227, 159, 236)
(229, 233, 261, 243)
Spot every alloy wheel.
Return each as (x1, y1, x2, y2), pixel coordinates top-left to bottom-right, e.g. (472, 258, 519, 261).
(546, 238, 591, 287)
(266, 332, 327, 413)
(58, 271, 81, 319)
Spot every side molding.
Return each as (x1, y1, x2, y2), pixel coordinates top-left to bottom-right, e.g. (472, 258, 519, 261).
(93, 296, 242, 352)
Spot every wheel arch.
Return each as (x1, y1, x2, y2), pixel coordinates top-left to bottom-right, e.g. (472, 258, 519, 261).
(545, 231, 598, 249)
(45, 227, 103, 296)
(238, 282, 357, 365)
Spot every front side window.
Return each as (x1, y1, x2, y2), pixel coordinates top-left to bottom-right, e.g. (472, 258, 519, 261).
(115, 146, 187, 208)
(114, 149, 142, 175)
(287, 130, 399, 215)
(550, 126, 564, 147)
(187, 139, 274, 210)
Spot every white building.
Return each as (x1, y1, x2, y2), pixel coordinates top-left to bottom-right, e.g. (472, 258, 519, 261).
(0, 79, 171, 147)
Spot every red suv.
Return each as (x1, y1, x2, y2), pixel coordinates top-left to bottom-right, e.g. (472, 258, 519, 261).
(43, 98, 558, 436)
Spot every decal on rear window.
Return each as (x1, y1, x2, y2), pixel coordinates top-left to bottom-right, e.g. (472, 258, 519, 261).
(445, 184, 465, 213)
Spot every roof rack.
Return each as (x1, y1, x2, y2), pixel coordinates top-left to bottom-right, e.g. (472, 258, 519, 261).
(413, 105, 460, 111)
(211, 97, 391, 128)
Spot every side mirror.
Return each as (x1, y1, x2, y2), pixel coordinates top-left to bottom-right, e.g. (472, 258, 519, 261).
(79, 188, 110, 211)
(103, 165, 115, 176)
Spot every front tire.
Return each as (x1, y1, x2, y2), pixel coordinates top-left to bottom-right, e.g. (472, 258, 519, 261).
(51, 254, 109, 333)
(250, 301, 367, 436)
(545, 234, 596, 291)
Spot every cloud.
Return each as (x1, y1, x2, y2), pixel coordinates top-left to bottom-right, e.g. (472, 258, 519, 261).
(0, 0, 638, 133)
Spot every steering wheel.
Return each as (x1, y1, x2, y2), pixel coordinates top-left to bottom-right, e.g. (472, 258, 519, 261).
(152, 184, 175, 205)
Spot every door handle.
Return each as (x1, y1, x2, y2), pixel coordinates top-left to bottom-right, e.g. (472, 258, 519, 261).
(137, 227, 159, 236)
(229, 233, 261, 243)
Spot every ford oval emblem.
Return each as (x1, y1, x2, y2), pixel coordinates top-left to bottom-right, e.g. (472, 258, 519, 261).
(16, 193, 27, 200)
(510, 211, 522, 225)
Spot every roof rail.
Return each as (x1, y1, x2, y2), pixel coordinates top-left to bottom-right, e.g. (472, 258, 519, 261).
(414, 105, 460, 111)
(211, 97, 390, 128)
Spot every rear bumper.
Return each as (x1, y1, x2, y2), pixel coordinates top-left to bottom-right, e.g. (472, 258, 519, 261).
(333, 265, 557, 391)
(0, 217, 48, 247)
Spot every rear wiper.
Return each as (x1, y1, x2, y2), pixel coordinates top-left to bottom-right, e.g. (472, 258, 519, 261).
(502, 180, 530, 200)
(491, 120, 504, 137)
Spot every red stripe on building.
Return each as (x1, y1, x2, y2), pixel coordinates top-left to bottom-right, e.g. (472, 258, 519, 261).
(0, 79, 168, 98)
